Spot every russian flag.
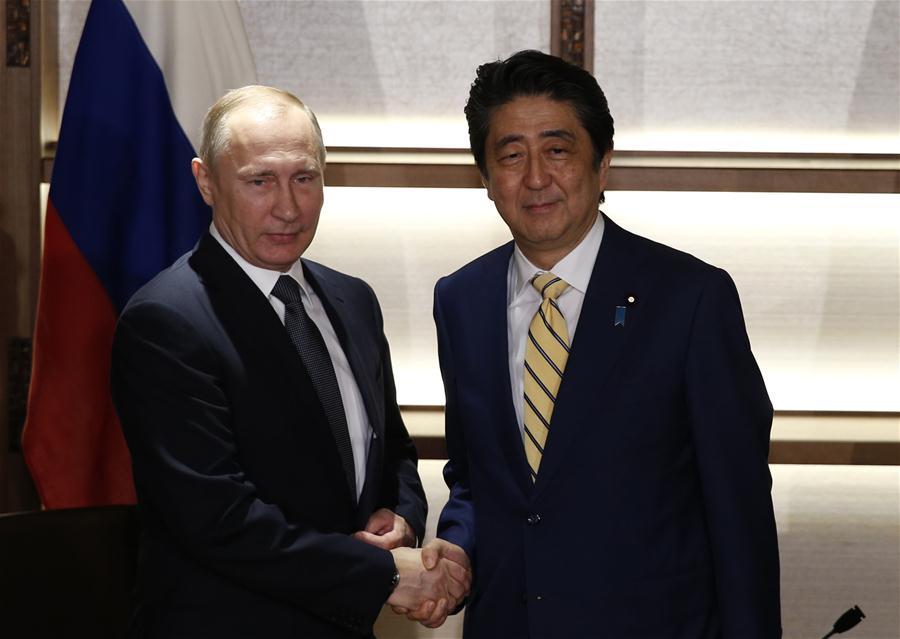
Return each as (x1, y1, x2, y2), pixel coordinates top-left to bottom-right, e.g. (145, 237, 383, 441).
(22, 0, 256, 508)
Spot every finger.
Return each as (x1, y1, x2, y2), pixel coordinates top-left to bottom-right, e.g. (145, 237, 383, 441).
(443, 558, 469, 583)
(373, 529, 405, 550)
(441, 543, 471, 569)
(390, 606, 409, 615)
(421, 541, 440, 570)
(423, 598, 449, 628)
(406, 599, 435, 622)
(446, 575, 468, 602)
(353, 530, 392, 549)
(364, 509, 393, 534)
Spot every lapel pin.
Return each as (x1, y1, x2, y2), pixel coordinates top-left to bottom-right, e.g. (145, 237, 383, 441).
(615, 295, 636, 327)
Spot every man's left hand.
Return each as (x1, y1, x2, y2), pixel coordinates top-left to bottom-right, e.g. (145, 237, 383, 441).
(353, 508, 416, 550)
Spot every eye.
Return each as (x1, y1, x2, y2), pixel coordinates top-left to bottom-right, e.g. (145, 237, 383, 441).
(549, 147, 567, 156)
(249, 178, 267, 187)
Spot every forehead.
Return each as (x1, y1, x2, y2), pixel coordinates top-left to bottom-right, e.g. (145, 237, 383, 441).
(226, 102, 318, 155)
(488, 95, 585, 141)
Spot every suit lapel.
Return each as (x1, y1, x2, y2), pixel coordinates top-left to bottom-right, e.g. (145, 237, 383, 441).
(189, 233, 308, 387)
(189, 235, 356, 506)
(303, 261, 382, 438)
(533, 216, 640, 499)
(474, 244, 535, 497)
(302, 260, 383, 511)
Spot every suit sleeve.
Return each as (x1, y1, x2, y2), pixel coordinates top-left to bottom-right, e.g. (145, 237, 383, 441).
(685, 268, 782, 636)
(111, 300, 395, 634)
(433, 279, 477, 563)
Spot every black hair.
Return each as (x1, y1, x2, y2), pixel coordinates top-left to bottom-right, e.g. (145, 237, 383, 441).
(465, 50, 614, 181)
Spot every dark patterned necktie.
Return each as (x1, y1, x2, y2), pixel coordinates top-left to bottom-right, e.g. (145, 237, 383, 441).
(271, 275, 356, 499)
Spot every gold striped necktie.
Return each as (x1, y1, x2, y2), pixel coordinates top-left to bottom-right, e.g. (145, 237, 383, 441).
(523, 272, 571, 481)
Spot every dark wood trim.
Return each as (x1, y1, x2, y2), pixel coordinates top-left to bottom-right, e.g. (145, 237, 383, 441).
(768, 441, 900, 466)
(403, 407, 899, 418)
(775, 409, 900, 419)
(407, 408, 900, 464)
(606, 166, 899, 193)
(325, 162, 482, 189)
(412, 436, 448, 461)
(411, 436, 899, 465)
(551, 0, 594, 73)
(42, 148, 900, 193)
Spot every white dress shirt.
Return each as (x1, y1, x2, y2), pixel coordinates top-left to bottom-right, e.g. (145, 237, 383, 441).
(507, 213, 605, 437)
(210, 224, 371, 499)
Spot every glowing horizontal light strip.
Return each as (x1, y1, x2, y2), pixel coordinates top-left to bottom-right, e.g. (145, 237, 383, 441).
(325, 148, 900, 171)
(316, 115, 900, 155)
(307, 188, 899, 413)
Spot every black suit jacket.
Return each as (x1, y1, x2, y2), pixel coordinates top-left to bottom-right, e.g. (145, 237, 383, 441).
(111, 233, 426, 638)
(434, 216, 781, 638)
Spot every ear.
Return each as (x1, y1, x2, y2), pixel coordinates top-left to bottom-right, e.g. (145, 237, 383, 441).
(597, 149, 613, 190)
(481, 173, 494, 202)
(191, 158, 215, 207)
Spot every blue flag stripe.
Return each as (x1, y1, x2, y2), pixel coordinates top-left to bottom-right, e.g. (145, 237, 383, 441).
(51, 0, 209, 312)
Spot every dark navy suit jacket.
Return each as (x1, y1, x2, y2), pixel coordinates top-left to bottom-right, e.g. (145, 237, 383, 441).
(434, 216, 781, 638)
(111, 233, 426, 638)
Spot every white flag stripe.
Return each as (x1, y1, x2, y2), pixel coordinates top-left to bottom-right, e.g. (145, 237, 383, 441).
(123, 0, 257, 152)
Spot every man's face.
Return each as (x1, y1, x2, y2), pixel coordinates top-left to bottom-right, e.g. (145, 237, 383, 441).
(192, 103, 324, 272)
(483, 95, 611, 269)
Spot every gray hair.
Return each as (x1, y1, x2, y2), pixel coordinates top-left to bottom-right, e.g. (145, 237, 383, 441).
(198, 85, 326, 170)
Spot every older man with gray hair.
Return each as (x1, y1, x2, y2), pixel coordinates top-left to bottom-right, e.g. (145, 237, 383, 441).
(111, 85, 469, 638)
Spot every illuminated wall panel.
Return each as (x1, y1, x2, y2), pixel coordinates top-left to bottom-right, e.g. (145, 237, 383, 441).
(241, 0, 549, 148)
(57, 0, 550, 149)
(309, 187, 899, 412)
(57, 1, 897, 151)
(595, 0, 900, 152)
(305, 187, 510, 404)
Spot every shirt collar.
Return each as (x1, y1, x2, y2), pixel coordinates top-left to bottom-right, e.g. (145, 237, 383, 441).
(510, 213, 605, 300)
(209, 222, 310, 299)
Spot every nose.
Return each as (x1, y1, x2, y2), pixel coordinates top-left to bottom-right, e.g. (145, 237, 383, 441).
(272, 181, 300, 221)
(525, 154, 551, 190)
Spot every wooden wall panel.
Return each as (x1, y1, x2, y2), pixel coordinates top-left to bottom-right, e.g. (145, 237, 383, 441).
(0, 0, 42, 512)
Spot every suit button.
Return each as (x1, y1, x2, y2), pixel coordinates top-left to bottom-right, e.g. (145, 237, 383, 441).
(526, 513, 541, 525)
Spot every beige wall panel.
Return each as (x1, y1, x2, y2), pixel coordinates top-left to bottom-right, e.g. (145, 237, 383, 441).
(773, 464, 899, 638)
(58, 0, 550, 148)
(306, 186, 510, 404)
(241, 0, 549, 147)
(308, 188, 899, 413)
(596, 0, 900, 152)
(606, 191, 900, 412)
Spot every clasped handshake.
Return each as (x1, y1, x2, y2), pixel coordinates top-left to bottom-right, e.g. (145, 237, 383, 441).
(354, 508, 472, 628)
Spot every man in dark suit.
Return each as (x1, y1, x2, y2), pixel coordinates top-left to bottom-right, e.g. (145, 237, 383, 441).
(420, 51, 781, 637)
(111, 85, 468, 638)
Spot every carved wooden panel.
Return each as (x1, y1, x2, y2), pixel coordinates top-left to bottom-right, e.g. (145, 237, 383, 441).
(6, 0, 30, 67)
(551, 0, 594, 72)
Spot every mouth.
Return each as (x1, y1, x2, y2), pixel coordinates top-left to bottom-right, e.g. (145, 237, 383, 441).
(265, 231, 300, 244)
(524, 200, 559, 214)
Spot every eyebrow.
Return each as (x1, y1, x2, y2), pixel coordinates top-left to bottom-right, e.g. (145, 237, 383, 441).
(236, 165, 320, 178)
(493, 129, 576, 151)
(236, 167, 276, 178)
